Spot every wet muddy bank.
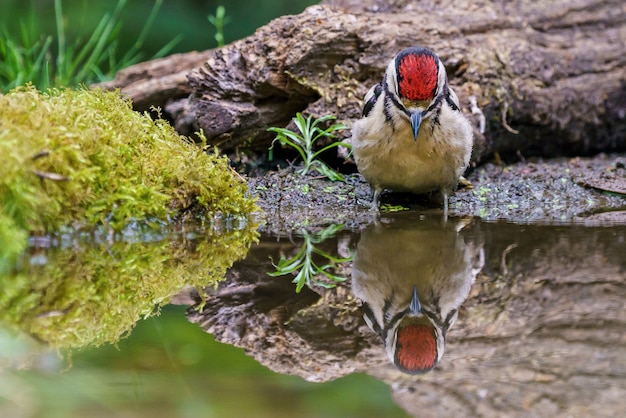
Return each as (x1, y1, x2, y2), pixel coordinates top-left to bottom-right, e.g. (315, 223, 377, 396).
(248, 153, 626, 233)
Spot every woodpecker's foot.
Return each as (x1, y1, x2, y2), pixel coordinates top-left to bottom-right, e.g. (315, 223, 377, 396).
(369, 188, 382, 212)
(458, 176, 473, 189)
(370, 190, 381, 211)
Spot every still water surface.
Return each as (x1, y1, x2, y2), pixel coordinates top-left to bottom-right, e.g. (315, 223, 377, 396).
(1, 212, 625, 417)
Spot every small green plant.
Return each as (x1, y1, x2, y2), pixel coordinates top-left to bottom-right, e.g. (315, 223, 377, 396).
(207, 5, 230, 48)
(268, 224, 352, 293)
(381, 204, 409, 212)
(0, 0, 181, 92)
(268, 113, 349, 181)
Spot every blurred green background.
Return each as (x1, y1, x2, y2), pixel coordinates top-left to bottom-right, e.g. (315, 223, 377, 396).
(0, 0, 320, 57)
(0, 0, 320, 90)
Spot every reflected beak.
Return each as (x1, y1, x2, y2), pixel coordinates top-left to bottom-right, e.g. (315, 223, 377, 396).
(410, 285, 421, 315)
(410, 111, 422, 141)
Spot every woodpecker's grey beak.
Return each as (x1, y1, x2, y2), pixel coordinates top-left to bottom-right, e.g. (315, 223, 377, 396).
(410, 111, 422, 141)
(410, 285, 421, 315)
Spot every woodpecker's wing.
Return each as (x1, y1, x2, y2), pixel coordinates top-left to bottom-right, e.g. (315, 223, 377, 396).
(362, 83, 383, 117)
(444, 83, 461, 112)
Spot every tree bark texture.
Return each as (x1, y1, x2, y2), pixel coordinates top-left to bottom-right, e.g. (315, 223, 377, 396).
(186, 220, 626, 417)
(99, 0, 626, 162)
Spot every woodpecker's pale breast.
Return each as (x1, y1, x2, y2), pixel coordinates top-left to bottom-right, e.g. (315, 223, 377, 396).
(352, 98, 472, 194)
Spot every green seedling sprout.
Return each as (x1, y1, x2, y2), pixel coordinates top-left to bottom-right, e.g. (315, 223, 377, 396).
(268, 113, 349, 182)
(207, 6, 230, 48)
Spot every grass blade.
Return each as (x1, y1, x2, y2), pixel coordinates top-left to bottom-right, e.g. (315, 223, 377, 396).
(54, 0, 65, 73)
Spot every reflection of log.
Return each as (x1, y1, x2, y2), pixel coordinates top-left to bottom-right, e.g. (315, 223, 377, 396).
(187, 233, 386, 383)
(100, 0, 626, 161)
(423, 224, 626, 417)
(187, 219, 626, 417)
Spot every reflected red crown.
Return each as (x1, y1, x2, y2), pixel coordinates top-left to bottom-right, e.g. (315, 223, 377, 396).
(395, 323, 438, 374)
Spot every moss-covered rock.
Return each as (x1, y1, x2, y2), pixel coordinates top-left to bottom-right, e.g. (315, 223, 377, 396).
(0, 86, 257, 270)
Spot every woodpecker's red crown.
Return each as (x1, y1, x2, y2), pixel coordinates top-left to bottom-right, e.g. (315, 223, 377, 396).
(395, 47, 440, 102)
(394, 323, 438, 374)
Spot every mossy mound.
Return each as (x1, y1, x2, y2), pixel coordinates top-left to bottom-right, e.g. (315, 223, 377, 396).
(0, 221, 258, 349)
(0, 86, 257, 270)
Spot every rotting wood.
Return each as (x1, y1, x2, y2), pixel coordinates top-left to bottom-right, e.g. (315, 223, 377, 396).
(99, 0, 626, 163)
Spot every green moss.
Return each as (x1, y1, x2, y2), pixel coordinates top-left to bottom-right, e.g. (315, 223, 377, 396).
(0, 221, 258, 349)
(0, 85, 257, 269)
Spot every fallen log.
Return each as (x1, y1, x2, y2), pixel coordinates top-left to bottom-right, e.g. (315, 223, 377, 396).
(99, 0, 626, 162)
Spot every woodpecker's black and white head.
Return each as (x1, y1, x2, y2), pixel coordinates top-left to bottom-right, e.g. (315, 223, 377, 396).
(361, 47, 453, 142)
(363, 285, 445, 374)
(388, 46, 449, 140)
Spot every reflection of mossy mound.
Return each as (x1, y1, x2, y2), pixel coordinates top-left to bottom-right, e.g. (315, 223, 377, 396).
(0, 222, 258, 349)
(0, 86, 257, 270)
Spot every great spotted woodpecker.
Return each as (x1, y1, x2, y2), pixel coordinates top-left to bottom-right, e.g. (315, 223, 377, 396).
(351, 46, 473, 214)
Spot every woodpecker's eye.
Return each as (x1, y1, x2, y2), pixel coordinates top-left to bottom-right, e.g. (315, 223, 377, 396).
(395, 48, 439, 102)
(394, 324, 438, 374)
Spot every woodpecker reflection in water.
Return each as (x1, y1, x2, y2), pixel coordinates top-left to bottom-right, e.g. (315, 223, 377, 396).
(351, 217, 484, 374)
